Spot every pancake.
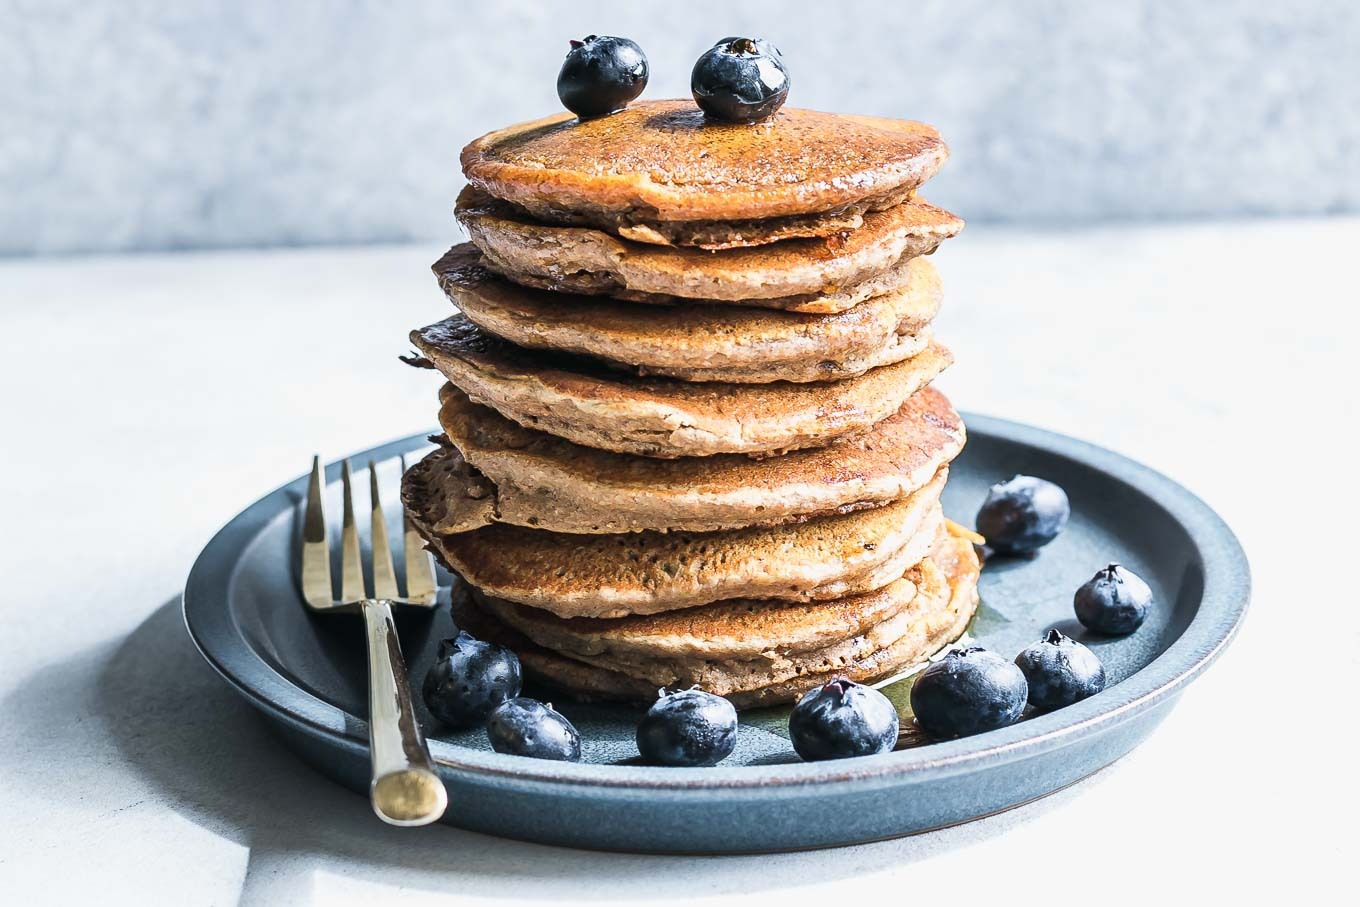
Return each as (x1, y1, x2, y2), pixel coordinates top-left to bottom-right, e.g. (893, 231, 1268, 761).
(458, 186, 963, 303)
(538, 553, 947, 692)
(493, 246, 924, 315)
(406, 469, 948, 618)
(473, 525, 944, 662)
(416, 384, 965, 534)
(495, 248, 930, 315)
(454, 528, 981, 707)
(535, 201, 879, 251)
(460, 100, 949, 247)
(719, 529, 980, 707)
(407, 315, 954, 458)
(435, 244, 942, 383)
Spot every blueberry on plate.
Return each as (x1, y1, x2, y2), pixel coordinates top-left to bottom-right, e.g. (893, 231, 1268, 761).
(975, 474, 1070, 555)
(1014, 629, 1107, 711)
(636, 688, 738, 766)
(421, 631, 522, 728)
(1075, 563, 1153, 635)
(691, 37, 790, 123)
(487, 698, 582, 761)
(788, 678, 899, 761)
(557, 35, 649, 118)
(909, 646, 1028, 739)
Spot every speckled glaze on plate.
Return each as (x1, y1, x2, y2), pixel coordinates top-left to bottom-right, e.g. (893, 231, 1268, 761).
(183, 415, 1249, 853)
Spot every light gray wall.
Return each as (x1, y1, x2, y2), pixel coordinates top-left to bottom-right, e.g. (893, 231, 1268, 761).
(3, 0, 1358, 256)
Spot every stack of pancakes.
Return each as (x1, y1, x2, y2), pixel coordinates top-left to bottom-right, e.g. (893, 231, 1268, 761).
(401, 100, 979, 707)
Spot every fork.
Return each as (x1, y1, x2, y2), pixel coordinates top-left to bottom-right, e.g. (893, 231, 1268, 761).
(300, 455, 448, 826)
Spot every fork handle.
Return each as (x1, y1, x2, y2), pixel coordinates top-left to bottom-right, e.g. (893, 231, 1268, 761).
(360, 598, 448, 826)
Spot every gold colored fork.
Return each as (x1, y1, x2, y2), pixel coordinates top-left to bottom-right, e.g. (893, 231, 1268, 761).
(301, 455, 447, 826)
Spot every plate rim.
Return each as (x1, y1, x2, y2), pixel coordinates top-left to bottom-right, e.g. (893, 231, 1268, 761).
(183, 413, 1250, 791)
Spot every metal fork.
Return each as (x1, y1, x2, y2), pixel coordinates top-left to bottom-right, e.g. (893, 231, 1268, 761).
(300, 455, 448, 826)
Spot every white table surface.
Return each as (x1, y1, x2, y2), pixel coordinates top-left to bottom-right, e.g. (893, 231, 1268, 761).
(1, 218, 1354, 905)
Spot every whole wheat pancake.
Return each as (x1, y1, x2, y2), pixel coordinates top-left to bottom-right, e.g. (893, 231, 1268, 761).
(435, 244, 942, 383)
(407, 315, 954, 458)
(502, 245, 930, 316)
(495, 246, 923, 315)
(550, 555, 948, 692)
(724, 530, 979, 707)
(461, 100, 948, 248)
(473, 525, 944, 662)
(454, 529, 981, 707)
(407, 470, 947, 618)
(415, 384, 964, 534)
(526, 199, 878, 251)
(458, 186, 962, 303)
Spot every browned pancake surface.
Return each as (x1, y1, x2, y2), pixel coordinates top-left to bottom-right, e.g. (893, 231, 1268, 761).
(474, 537, 938, 662)
(452, 530, 981, 706)
(414, 384, 964, 534)
(495, 247, 924, 315)
(461, 101, 948, 224)
(408, 314, 953, 458)
(458, 186, 963, 303)
(406, 469, 948, 618)
(435, 244, 941, 383)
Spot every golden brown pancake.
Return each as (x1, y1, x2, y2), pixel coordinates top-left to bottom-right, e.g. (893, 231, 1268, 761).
(452, 528, 981, 707)
(435, 244, 942, 383)
(458, 186, 963, 303)
(460, 100, 949, 246)
(492, 246, 924, 315)
(406, 469, 948, 618)
(472, 527, 943, 662)
(534, 201, 879, 251)
(411, 384, 964, 534)
(407, 314, 954, 458)
(547, 555, 947, 691)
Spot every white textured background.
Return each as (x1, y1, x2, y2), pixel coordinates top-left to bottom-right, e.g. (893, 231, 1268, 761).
(4, 0, 1359, 256)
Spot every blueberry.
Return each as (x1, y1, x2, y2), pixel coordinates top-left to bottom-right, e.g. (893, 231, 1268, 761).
(1075, 563, 1153, 635)
(975, 474, 1070, 555)
(909, 647, 1028, 739)
(421, 631, 522, 728)
(636, 688, 738, 766)
(486, 698, 582, 761)
(691, 37, 790, 124)
(1014, 629, 1107, 711)
(557, 35, 648, 118)
(788, 678, 899, 761)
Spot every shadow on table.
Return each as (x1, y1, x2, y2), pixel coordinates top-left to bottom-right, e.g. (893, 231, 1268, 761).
(9, 598, 1109, 904)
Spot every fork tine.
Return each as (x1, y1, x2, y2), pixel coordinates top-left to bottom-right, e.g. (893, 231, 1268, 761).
(369, 461, 399, 600)
(300, 455, 334, 609)
(400, 453, 438, 606)
(339, 460, 366, 602)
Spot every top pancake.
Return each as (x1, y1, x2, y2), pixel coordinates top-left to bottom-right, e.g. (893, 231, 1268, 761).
(461, 101, 949, 229)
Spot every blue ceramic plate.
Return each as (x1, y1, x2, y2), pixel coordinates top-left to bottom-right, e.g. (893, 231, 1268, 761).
(183, 415, 1248, 853)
